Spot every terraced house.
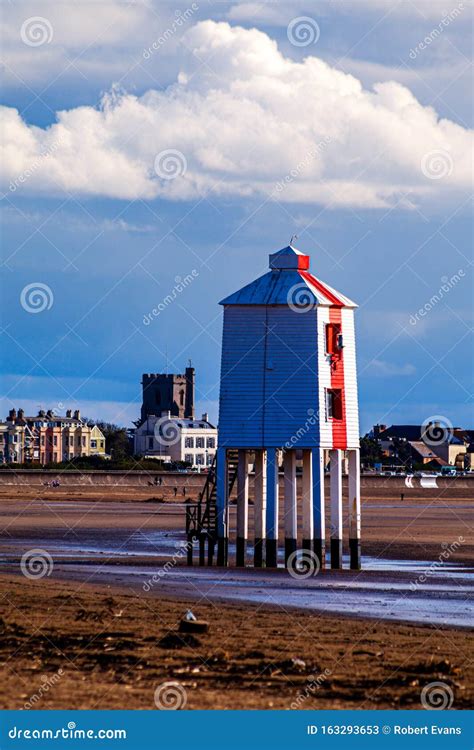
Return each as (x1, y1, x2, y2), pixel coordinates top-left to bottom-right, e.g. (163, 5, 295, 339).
(0, 408, 106, 464)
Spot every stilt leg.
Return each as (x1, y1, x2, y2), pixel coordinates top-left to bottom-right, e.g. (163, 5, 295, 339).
(265, 448, 279, 568)
(330, 448, 343, 569)
(216, 447, 228, 566)
(312, 448, 326, 569)
(236, 449, 249, 567)
(284, 450, 297, 564)
(254, 450, 266, 567)
(348, 448, 361, 570)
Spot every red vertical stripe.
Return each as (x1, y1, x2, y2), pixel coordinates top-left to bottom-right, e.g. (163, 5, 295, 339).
(329, 307, 347, 449)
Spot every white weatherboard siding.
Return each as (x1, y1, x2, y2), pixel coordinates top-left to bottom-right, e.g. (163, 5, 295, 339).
(341, 308, 360, 449)
(317, 306, 333, 449)
(219, 306, 266, 447)
(263, 307, 318, 448)
(219, 306, 320, 448)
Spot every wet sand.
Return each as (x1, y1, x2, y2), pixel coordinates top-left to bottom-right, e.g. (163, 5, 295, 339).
(0, 483, 472, 709)
(1, 574, 472, 710)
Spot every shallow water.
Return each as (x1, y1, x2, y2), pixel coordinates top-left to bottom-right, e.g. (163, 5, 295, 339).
(59, 563, 473, 629)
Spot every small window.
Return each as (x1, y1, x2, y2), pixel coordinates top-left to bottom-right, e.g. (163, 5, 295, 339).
(326, 388, 343, 420)
(185, 454, 193, 464)
(148, 437, 154, 449)
(185, 437, 194, 448)
(196, 437, 205, 449)
(196, 453, 204, 465)
(325, 323, 341, 355)
(179, 390, 185, 406)
(207, 437, 215, 449)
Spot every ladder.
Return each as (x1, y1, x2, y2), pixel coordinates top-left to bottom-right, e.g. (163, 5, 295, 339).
(185, 449, 238, 565)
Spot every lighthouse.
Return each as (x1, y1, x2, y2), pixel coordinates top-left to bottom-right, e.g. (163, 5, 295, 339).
(215, 244, 361, 570)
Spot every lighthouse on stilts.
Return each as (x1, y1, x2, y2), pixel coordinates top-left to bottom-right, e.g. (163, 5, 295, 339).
(214, 243, 361, 571)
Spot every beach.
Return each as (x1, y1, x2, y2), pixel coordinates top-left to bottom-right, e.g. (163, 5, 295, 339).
(0, 478, 472, 710)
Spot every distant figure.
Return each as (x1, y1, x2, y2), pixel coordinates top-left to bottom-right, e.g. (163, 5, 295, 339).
(173, 486, 178, 498)
(182, 486, 186, 497)
(159, 477, 163, 486)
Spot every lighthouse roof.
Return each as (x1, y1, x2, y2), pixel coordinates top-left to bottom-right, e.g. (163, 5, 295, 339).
(220, 245, 357, 308)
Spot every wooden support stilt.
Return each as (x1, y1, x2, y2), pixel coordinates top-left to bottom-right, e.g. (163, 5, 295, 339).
(265, 448, 279, 568)
(312, 448, 326, 569)
(330, 448, 343, 569)
(236, 449, 249, 567)
(302, 450, 313, 553)
(284, 450, 297, 564)
(254, 450, 266, 567)
(216, 447, 228, 566)
(348, 448, 361, 570)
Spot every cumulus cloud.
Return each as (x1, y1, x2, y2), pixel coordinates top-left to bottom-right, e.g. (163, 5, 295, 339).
(1, 21, 472, 208)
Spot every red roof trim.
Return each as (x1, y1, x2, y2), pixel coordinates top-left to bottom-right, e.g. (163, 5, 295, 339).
(299, 270, 343, 306)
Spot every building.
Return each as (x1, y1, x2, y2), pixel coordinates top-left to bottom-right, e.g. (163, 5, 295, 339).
(371, 423, 469, 468)
(215, 243, 361, 570)
(140, 365, 195, 422)
(0, 408, 106, 464)
(134, 412, 217, 468)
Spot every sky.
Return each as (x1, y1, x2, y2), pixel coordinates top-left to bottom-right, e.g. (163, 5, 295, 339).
(1, 0, 473, 434)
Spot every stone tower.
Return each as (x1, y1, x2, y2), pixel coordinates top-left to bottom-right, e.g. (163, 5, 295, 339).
(140, 366, 195, 422)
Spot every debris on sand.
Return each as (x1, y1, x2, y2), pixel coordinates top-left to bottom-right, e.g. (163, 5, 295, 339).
(179, 611, 209, 634)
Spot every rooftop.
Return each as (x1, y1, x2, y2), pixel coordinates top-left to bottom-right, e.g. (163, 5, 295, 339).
(220, 244, 357, 308)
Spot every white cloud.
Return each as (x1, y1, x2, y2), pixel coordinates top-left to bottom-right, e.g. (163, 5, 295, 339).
(228, 0, 472, 23)
(1, 21, 472, 208)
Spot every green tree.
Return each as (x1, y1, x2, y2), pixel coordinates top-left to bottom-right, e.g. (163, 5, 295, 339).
(95, 422, 133, 459)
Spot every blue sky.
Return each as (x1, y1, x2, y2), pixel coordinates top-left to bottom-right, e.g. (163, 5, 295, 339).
(1, 0, 472, 433)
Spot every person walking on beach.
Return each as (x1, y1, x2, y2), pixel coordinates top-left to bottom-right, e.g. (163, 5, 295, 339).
(173, 486, 178, 498)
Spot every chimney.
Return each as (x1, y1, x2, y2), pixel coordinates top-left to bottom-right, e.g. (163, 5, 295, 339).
(46, 409, 54, 419)
(161, 410, 172, 419)
(8, 408, 16, 423)
(73, 409, 80, 420)
(38, 409, 46, 418)
(202, 412, 208, 422)
(66, 409, 72, 418)
(18, 408, 24, 420)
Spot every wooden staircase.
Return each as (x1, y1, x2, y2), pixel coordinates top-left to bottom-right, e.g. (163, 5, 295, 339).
(185, 449, 238, 565)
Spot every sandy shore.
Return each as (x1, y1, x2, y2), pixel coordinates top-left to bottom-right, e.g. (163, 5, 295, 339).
(1, 573, 472, 710)
(0, 482, 472, 710)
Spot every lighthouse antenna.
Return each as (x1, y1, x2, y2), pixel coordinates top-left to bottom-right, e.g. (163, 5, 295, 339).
(290, 234, 298, 246)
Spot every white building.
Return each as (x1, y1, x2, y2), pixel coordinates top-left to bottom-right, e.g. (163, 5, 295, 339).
(134, 411, 217, 468)
(216, 243, 360, 570)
